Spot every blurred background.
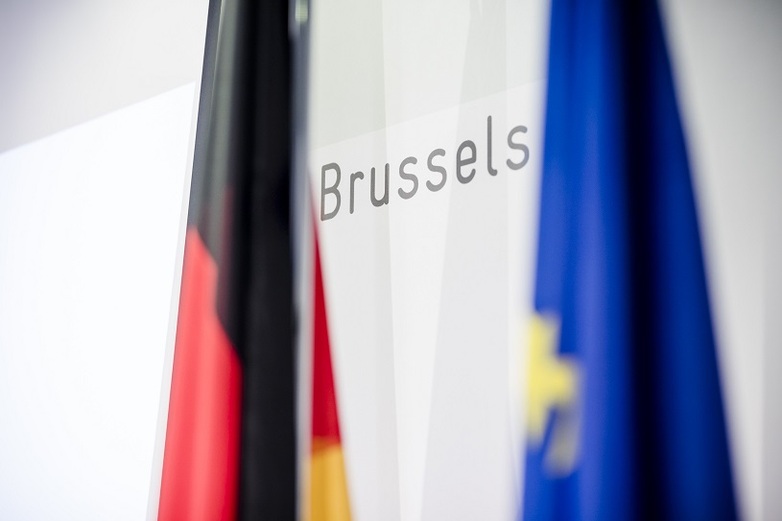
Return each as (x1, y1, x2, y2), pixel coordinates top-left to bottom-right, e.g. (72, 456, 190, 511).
(0, 0, 779, 519)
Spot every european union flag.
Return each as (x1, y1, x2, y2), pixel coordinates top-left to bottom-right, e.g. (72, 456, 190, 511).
(522, 1, 737, 519)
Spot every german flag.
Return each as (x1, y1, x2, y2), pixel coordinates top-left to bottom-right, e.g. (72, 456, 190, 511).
(157, 0, 296, 519)
(307, 227, 352, 521)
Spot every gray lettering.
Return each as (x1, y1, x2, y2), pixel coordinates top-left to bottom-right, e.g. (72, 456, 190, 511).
(506, 125, 529, 170)
(456, 140, 477, 184)
(370, 164, 390, 207)
(349, 171, 364, 214)
(398, 156, 419, 200)
(426, 148, 447, 192)
(321, 162, 341, 221)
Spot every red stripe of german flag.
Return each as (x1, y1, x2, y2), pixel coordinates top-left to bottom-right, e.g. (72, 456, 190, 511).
(158, 229, 243, 520)
(307, 228, 351, 521)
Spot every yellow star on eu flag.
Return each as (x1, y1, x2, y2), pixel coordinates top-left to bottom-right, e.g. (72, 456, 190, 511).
(525, 313, 580, 474)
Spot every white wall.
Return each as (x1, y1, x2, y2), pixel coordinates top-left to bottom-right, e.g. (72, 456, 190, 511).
(0, 1, 209, 519)
(662, 2, 782, 519)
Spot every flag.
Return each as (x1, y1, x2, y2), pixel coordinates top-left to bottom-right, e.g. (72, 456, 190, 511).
(157, 0, 296, 519)
(522, 1, 737, 519)
(306, 225, 352, 521)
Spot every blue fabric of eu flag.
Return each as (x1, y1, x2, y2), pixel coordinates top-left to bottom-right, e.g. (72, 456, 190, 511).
(521, 1, 738, 519)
